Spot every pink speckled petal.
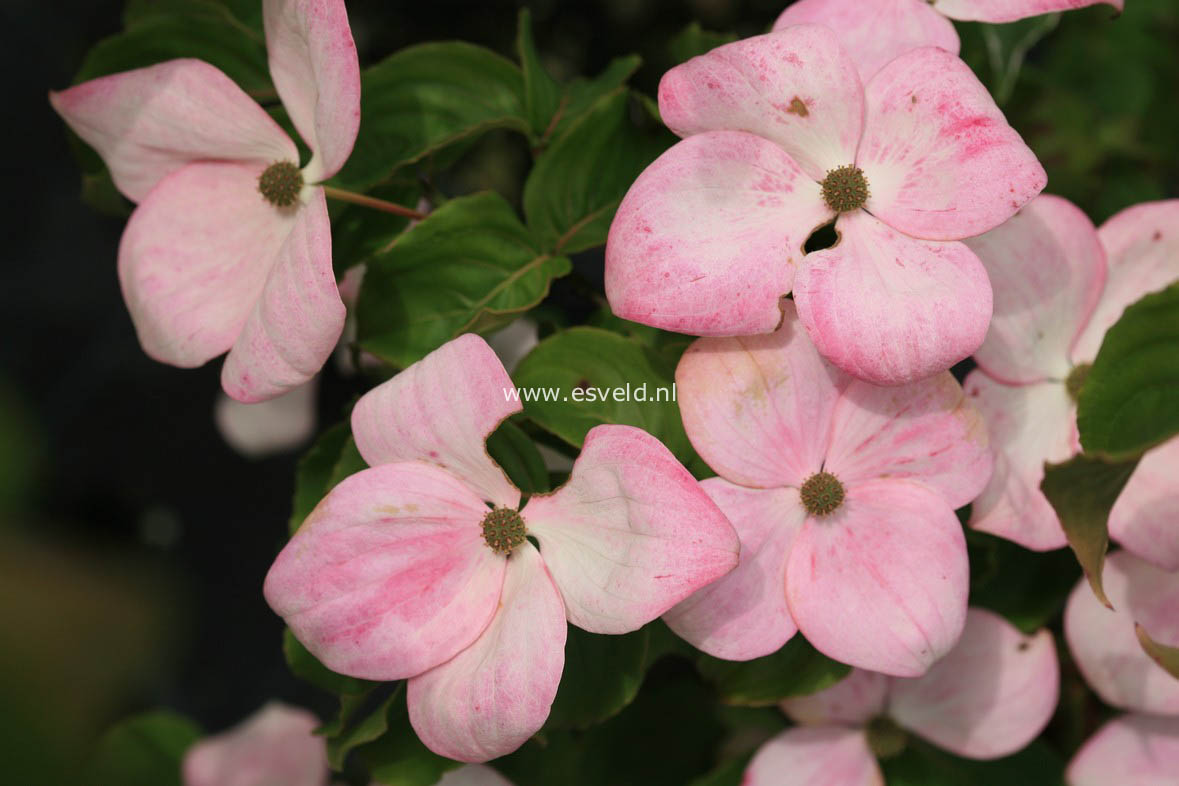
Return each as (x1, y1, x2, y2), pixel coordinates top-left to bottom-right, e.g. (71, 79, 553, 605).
(936, 0, 1123, 23)
(263, 462, 506, 681)
(1067, 714, 1179, 786)
(968, 195, 1107, 384)
(1109, 440, 1179, 571)
(437, 766, 515, 786)
(675, 306, 847, 489)
(182, 702, 328, 786)
(49, 60, 296, 203)
(657, 26, 864, 179)
(795, 210, 992, 386)
(221, 190, 344, 403)
(773, 0, 959, 80)
(663, 479, 803, 660)
(964, 371, 1076, 550)
(524, 425, 739, 634)
(1064, 551, 1179, 715)
(858, 47, 1046, 240)
(605, 131, 830, 336)
(744, 727, 883, 786)
(890, 608, 1059, 759)
(787, 479, 969, 677)
(117, 161, 295, 369)
(351, 334, 521, 509)
(1073, 200, 1179, 363)
(825, 373, 992, 510)
(263, 0, 360, 182)
(407, 543, 565, 763)
(781, 668, 890, 726)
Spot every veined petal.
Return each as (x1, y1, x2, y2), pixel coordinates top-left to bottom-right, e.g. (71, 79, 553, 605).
(1067, 714, 1179, 786)
(744, 727, 883, 786)
(858, 47, 1045, 240)
(117, 162, 295, 369)
(1108, 439, 1179, 571)
(264, 462, 506, 681)
(524, 425, 739, 635)
(657, 26, 864, 179)
(50, 59, 296, 203)
(795, 210, 991, 385)
(786, 479, 969, 677)
(968, 195, 1107, 384)
(351, 334, 521, 509)
(182, 703, 328, 786)
(663, 480, 803, 660)
(605, 131, 829, 337)
(935, 0, 1123, 23)
(407, 544, 566, 763)
(781, 668, 890, 727)
(222, 190, 345, 402)
(889, 608, 1059, 759)
(263, 0, 361, 182)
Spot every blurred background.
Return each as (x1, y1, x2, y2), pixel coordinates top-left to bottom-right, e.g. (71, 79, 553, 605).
(3, 0, 1177, 781)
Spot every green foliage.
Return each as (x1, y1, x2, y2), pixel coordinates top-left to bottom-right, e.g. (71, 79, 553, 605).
(289, 421, 368, 533)
(882, 738, 1065, 785)
(486, 419, 550, 495)
(696, 638, 851, 707)
(350, 686, 463, 786)
(330, 179, 424, 274)
(545, 626, 652, 730)
(283, 629, 374, 697)
(666, 22, 739, 66)
(90, 711, 202, 786)
(966, 529, 1080, 633)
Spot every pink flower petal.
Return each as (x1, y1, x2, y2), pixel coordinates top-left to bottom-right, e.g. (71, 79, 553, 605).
(786, 479, 969, 677)
(350, 334, 522, 509)
(263, 0, 360, 182)
(1109, 440, 1179, 571)
(117, 161, 296, 369)
(49, 60, 296, 203)
(663, 479, 803, 660)
(772, 0, 959, 80)
(657, 26, 864, 179)
(437, 766, 515, 786)
(964, 371, 1076, 550)
(795, 210, 992, 385)
(889, 608, 1059, 759)
(824, 373, 992, 510)
(1064, 550, 1179, 715)
(407, 543, 566, 763)
(1072, 200, 1179, 363)
(604, 131, 830, 336)
(1067, 714, 1179, 786)
(781, 668, 890, 726)
(675, 308, 847, 489)
(968, 195, 1107, 384)
(858, 47, 1046, 240)
(221, 190, 345, 402)
(935, 0, 1124, 23)
(524, 425, 739, 635)
(744, 726, 883, 786)
(182, 702, 328, 786)
(264, 462, 506, 681)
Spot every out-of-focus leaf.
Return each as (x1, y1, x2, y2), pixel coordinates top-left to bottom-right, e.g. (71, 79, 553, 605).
(966, 529, 1080, 633)
(545, 626, 650, 730)
(686, 755, 752, 786)
(289, 421, 368, 533)
(516, 9, 562, 139)
(978, 14, 1061, 104)
(352, 686, 462, 786)
(882, 738, 1065, 785)
(283, 629, 374, 697)
(91, 711, 202, 786)
(696, 638, 850, 707)
(486, 419, 549, 495)
(666, 22, 738, 66)
(1135, 623, 1179, 679)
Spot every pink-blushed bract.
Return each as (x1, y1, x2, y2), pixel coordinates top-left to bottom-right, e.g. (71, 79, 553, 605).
(182, 702, 329, 786)
(1067, 713, 1179, 786)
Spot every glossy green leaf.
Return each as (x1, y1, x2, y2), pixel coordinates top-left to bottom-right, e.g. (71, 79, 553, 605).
(289, 422, 368, 534)
(486, 419, 549, 495)
(352, 686, 462, 786)
(882, 738, 1065, 786)
(1136, 622, 1179, 679)
(330, 178, 423, 274)
(91, 711, 202, 786)
(696, 638, 850, 707)
(966, 529, 1080, 633)
(516, 9, 562, 139)
(545, 626, 650, 730)
(283, 628, 375, 697)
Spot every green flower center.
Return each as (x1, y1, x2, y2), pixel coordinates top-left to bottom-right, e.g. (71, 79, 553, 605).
(481, 507, 527, 555)
(799, 471, 845, 517)
(866, 716, 908, 759)
(257, 161, 303, 207)
(820, 165, 869, 213)
(1065, 363, 1092, 403)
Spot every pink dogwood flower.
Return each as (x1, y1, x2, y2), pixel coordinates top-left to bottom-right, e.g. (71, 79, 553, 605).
(963, 197, 1179, 563)
(663, 303, 991, 676)
(605, 25, 1045, 386)
(774, 0, 1124, 79)
(264, 334, 740, 762)
(50, 0, 360, 402)
(1067, 714, 1179, 786)
(743, 608, 1059, 786)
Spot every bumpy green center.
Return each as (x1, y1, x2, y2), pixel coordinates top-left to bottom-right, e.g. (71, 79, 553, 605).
(866, 716, 908, 759)
(800, 471, 845, 517)
(1065, 363, 1092, 403)
(481, 507, 527, 555)
(257, 161, 303, 207)
(820, 165, 869, 213)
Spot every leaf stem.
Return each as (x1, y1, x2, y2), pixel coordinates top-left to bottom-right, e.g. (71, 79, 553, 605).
(321, 186, 427, 220)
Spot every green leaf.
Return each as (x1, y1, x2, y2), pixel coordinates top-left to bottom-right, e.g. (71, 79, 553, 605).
(666, 22, 738, 66)
(1077, 282, 1179, 459)
(966, 529, 1080, 633)
(978, 14, 1062, 104)
(882, 738, 1065, 786)
(686, 754, 753, 786)
(516, 9, 562, 139)
(326, 688, 399, 771)
(283, 629, 375, 697)
(357, 192, 571, 369)
(1136, 622, 1179, 679)
(354, 686, 462, 786)
(546, 626, 650, 730)
(91, 711, 202, 786)
(289, 422, 368, 534)
(546, 55, 643, 145)
(696, 638, 851, 707)
(335, 43, 529, 190)
(1041, 453, 1139, 607)
(486, 419, 549, 495)
(330, 178, 423, 274)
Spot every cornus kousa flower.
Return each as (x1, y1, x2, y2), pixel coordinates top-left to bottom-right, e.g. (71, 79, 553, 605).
(1067, 714, 1179, 786)
(264, 334, 739, 762)
(963, 198, 1179, 561)
(743, 609, 1060, 786)
(606, 25, 1046, 386)
(663, 303, 992, 676)
(774, 0, 1124, 79)
(50, 0, 361, 402)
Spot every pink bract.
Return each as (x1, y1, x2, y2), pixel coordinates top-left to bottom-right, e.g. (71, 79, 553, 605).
(182, 702, 329, 786)
(1067, 714, 1179, 786)
(606, 25, 1043, 386)
(50, 0, 361, 403)
(264, 334, 739, 762)
(663, 304, 991, 676)
(965, 197, 1179, 565)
